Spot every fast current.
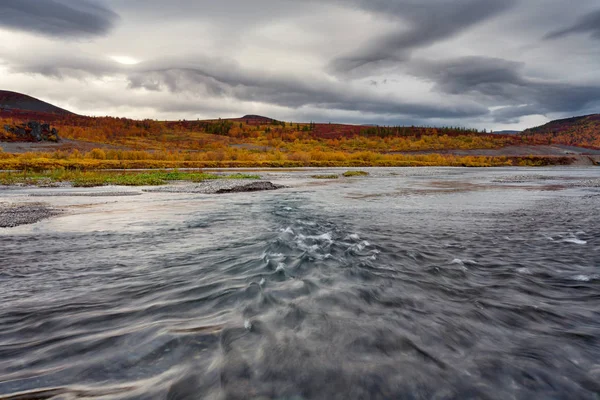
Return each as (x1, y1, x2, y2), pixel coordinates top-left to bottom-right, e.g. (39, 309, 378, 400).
(1, 168, 599, 399)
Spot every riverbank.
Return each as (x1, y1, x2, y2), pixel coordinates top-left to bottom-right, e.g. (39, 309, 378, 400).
(0, 169, 372, 188)
(0, 170, 261, 187)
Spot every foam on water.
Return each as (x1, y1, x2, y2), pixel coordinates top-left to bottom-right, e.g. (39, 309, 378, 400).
(275, 262, 286, 272)
(562, 238, 587, 245)
(244, 319, 253, 331)
(572, 275, 592, 282)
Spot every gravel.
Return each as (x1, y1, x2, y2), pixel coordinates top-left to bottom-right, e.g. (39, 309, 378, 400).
(215, 181, 284, 193)
(0, 202, 61, 228)
(493, 175, 600, 187)
(143, 180, 283, 194)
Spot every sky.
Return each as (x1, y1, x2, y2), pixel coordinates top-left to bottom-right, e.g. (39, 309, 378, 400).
(1, 0, 599, 130)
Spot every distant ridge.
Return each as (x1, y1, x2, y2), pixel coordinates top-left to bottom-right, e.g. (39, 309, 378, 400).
(522, 114, 600, 148)
(492, 130, 521, 135)
(0, 90, 74, 116)
(239, 115, 276, 123)
(523, 114, 600, 134)
(241, 114, 274, 120)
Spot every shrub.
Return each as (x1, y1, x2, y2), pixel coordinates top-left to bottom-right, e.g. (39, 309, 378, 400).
(342, 170, 369, 177)
(311, 174, 339, 179)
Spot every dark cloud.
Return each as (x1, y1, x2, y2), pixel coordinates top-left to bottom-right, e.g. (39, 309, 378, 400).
(490, 105, 545, 124)
(411, 57, 525, 96)
(0, 0, 118, 38)
(126, 64, 490, 119)
(121, 62, 489, 119)
(409, 56, 600, 122)
(1, 51, 488, 119)
(111, 0, 306, 20)
(545, 9, 600, 40)
(329, 0, 516, 75)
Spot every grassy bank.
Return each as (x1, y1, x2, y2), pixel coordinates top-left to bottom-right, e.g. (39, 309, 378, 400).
(0, 170, 260, 187)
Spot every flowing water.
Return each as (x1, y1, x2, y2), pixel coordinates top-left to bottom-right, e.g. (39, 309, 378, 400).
(1, 167, 599, 399)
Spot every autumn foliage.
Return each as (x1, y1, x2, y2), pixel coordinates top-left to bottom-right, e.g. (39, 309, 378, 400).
(0, 110, 584, 170)
(521, 114, 600, 149)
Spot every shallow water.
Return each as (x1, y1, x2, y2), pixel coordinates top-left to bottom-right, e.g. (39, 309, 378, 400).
(1, 167, 600, 399)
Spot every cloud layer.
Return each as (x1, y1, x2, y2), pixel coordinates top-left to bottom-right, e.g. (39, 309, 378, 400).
(328, 0, 516, 75)
(0, 0, 118, 38)
(545, 9, 600, 40)
(0, 0, 599, 130)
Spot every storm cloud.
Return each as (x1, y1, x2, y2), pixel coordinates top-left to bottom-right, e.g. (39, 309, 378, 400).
(408, 56, 600, 121)
(545, 9, 600, 40)
(3, 52, 486, 119)
(0, 0, 118, 38)
(328, 0, 516, 75)
(0, 0, 599, 130)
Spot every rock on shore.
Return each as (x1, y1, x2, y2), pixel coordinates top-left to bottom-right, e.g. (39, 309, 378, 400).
(215, 181, 283, 193)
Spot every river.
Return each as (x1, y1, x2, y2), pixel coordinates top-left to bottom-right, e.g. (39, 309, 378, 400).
(1, 167, 599, 399)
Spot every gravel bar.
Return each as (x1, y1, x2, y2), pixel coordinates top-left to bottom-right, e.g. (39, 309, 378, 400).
(0, 202, 61, 228)
(143, 180, 283, 194)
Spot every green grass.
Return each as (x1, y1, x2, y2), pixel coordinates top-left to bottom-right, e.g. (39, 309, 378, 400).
(222, 173, 262, 180)
(0, 170, 261, 187)
(311, 174, 339, 179)
(342, 170, 369, 177)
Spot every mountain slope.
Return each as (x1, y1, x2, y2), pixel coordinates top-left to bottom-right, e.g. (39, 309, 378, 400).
(522, 114, 600, 148)
(0, 90, 74, 116)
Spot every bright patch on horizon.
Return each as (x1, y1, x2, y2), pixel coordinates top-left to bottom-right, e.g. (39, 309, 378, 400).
(110, 56, 140, 65)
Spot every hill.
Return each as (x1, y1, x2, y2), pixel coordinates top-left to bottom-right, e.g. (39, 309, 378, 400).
(0, 90, 74, 116)
(521, 114, 600, 148)
(238, 115, 277, 125)
(492, 130, 521, 135)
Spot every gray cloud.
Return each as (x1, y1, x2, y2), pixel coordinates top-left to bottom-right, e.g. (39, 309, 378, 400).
(19, 52, 488, 118)
(409, 56, 600, 122)
(1, 0, 600, 129)
(545, 9, 600, 40)
(1, 51, 488, 119)
(0, 0, 118, 38)
(329, 0, 516, 75)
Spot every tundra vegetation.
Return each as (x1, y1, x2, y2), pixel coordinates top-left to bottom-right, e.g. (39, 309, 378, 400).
(311, 175, 340, 179)
(0, 114, 581, 171)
